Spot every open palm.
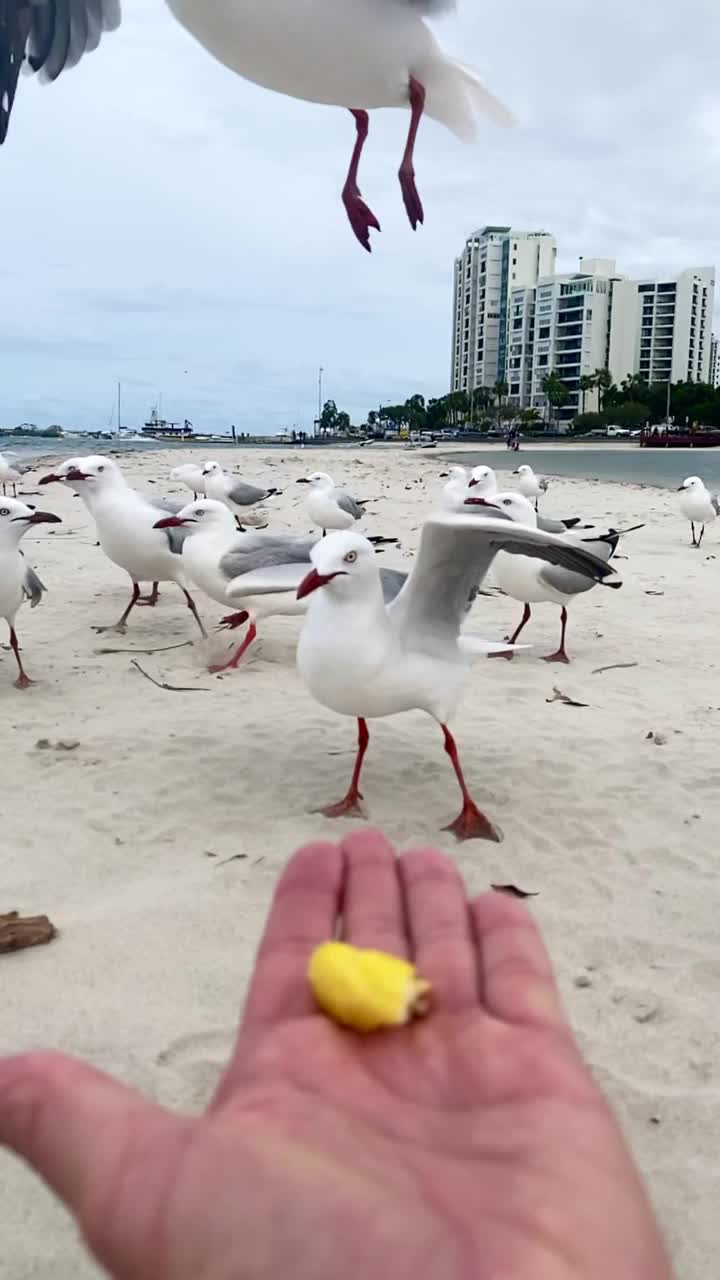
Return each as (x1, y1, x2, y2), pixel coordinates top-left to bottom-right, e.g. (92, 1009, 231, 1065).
(0, 831, 671, 1280)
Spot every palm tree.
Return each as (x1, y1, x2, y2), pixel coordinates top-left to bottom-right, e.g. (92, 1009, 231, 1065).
(493, 380, 509, 429)
(592, 368, 613, 412)
(578, 374, 595, 415)
(541, 372, 570, 429)
(519, 407, 541, 429)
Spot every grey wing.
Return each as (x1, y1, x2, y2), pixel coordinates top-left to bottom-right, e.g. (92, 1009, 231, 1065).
(162, 524, 191, 555)
(394, 0, 454, 13)
(219, 534, 315, 582)
(539, 477, 550, 492)
(336, 490, 365, 520)
(144, 494, 185, 514)
(1, 0, 121, 143)
(379, 567, 407, 603)
(538, 532, 618, 597)
(388, 513, 616, 658)
(23, 562, 46, 607)
(227, 479, 269, 507)
(536, 513, 567, 534)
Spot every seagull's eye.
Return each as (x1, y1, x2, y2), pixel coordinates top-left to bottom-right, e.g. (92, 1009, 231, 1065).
(196, 508, 205, 516)
(0, 508, 9, 517)
(502, 499, 512, 506)
(344, 551, 357, 564)
(97, 465, 105, 473)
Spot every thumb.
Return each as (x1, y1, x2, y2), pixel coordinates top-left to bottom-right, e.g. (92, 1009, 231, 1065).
(0, 1051, 189, 1275)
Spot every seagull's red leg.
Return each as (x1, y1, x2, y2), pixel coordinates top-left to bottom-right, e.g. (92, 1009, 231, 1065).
(138, 581, 161, 606)
(93, 582, 142, 634)
(399, 76, 426, 230)
(441, 725, 501, 842)
(488, 602, 531, 660)
(181, 587, 208, 639)
(542, 605, 570, 664)
(208, 621, 257, 673)
(9, 626, 32, 689)
(342, 110, 381, 252)
(315, 717, 369, 818)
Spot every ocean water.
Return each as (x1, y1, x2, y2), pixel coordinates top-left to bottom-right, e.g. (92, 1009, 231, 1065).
(446, 447, 720, 492)
(0, 435, 179, 464)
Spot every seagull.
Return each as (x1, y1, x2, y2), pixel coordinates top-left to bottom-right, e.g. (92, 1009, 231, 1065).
(466, 492, 624, 664)
(293, 515, 616, 841)
(40, 456, 189, 605)
(0, 1, 511, 252)
(170, 463, 207, 500)
(201, 461, 279, 528)
(677, 476, 719, 548)
(463, 464, 586, 532)
(0, 452, 33, 496)
(39, 456, 207, 635)
(297, 471, 372, 534)
(439, 465, 470, 512)
(155, 498, 406, 671)
(466, 464, 496, 495)
(513, 463, 550, 510)
(0, 497, 61, 687)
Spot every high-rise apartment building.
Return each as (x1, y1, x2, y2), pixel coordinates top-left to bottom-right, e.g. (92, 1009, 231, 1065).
(450, 227, 557, 394)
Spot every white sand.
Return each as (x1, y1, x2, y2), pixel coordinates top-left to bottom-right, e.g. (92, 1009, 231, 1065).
(2, 446, 718, 1278)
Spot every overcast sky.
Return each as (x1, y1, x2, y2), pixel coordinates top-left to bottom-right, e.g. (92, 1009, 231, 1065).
(1, 0, 718, 434)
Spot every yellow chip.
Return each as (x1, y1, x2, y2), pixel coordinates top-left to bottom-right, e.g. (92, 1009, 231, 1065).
(308, 941, 431, 1032)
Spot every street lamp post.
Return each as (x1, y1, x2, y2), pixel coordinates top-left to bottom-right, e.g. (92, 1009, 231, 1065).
(317, 366, 324, 437)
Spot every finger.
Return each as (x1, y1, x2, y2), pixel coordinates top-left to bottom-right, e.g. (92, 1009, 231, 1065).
(241, 840, 344, 1030)
(340, 829, 408, 955)
(471, 892, 571, 1035)
(399, 848, 479, 1010)
(0, 1051, 186, 1272)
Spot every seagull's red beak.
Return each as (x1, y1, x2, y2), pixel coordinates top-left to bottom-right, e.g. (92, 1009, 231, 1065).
(38, 473, 62, 485)
(63, 467, 91, 482)
(467, 477, 478, 487)
(12, 511, 62, 524)
(296, 568, 339, 600)
(154, 516, 190, 529)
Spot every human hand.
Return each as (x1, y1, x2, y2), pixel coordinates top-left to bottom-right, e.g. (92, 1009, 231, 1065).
(0, 829, 672, 1280)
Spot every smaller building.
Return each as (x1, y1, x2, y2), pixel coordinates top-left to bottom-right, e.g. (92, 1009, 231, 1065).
(508, 259, 620, 422)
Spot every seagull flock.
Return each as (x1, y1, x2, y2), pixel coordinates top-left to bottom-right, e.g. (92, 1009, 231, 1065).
(5, 449, 682, 842)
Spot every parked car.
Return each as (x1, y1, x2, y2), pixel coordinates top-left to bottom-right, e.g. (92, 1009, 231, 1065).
(605, 425, 631, 438)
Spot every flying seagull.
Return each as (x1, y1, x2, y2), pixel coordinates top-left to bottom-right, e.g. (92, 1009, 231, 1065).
(0, 0, 512, 250)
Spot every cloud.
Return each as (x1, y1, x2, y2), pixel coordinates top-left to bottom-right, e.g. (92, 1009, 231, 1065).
(0, 0, 718, 431)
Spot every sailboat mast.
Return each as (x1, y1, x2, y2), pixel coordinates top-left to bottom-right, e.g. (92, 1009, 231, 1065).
(117, 381, 122, 434)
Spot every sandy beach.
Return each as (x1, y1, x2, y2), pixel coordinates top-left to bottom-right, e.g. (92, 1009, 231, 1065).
(2, 445, 718, 1277)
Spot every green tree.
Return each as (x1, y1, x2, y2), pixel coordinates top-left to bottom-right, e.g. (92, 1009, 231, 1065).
(319, 400, 338, 434)
(541, 372, 570, 428)
(610, 401, 650, 429)
(571, 411, 605, 434)
(592, 368, 613, 411)
(403, 394, 427, 433)
(493, 380, 509, 429)
(519, 407, 541, 430)
(335, 411, 351, 434)
(578, 374, 595, 415)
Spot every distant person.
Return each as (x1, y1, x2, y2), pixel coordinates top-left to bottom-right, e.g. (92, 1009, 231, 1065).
(0, 831, 672, 1280)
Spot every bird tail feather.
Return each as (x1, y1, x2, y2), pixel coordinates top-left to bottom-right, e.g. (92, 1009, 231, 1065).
(422, 59, 514, 142)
